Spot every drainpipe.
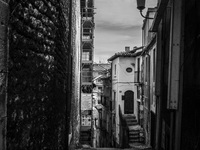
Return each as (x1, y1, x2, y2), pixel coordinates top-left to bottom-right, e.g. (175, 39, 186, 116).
(146, 53, 151, 147)
(167, 0, 183, 150)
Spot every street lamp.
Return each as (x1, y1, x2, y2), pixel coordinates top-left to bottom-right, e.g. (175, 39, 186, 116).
(136, 0, 154, 19)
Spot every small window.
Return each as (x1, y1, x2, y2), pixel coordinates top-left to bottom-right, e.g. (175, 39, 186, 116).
(114, 64, 116, 75)
(126, 67, 133, 73)
(98, 87, 102, 90)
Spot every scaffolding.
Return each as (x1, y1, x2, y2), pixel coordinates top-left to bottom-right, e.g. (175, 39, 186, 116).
(80, 0, 95, 146)
(81, 0, 95, 87)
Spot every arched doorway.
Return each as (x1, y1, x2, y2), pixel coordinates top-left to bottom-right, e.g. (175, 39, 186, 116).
(124, 91, 134, 114)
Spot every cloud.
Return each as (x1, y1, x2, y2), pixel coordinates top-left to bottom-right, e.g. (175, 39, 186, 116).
(96, 21, 141, 32)
(94, 0, 158, 63)
(95, 0, 143, 27)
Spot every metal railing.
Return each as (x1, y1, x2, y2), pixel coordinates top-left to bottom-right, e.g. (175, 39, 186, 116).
(119, 105, 129, 148)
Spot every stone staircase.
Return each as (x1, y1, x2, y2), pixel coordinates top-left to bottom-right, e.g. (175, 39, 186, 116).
(123, 114, 143, 146)
(80, 131, 91, 145)
(80, 126, 91, 146)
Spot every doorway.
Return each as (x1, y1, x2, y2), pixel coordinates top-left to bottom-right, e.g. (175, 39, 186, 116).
(124, 91, 134, 114)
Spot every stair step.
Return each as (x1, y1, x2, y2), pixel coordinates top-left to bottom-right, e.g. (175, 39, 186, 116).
(80, 134, 90, 136)
(127, 124, 138, 126)
(129, 139, 140, 142)
(80, 138, 91, 140)
(129, 129, 140, 132)
(126, 119, 137, 122)
(80, 138, 90, 141)
(123, 114, 136, 118)
(80, 135, 90, 138)
(129, 134, 139, 137)
(129, 133, 139, 136)
(125, 117, 137, 120)
(127, 122, 137, 125)
(125, 119, 137, 123)
(129, 134, 139, 138)
(129, 137, 140, 140)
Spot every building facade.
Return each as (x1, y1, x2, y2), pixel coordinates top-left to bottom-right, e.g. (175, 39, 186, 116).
(80, 0, 95, 146)
(108, 48, 142, 147)
(141, 8, 156, 147)
(4, 0, 75, 149)
(138, 0, 200, 150)
(92, 63, 111, 147)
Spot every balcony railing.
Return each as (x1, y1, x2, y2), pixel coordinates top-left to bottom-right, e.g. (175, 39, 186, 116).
(82, 35, 92, 41)
(82, 71, 92, 82)
(82, 77, 92, 83)
(119, 105, 129, 148)
(82, 71, 92, 76)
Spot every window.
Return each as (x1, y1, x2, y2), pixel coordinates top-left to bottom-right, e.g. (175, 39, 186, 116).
(98, 87, 102, 91)
(114, 64, 116, 75)
(153, 49, 156, 82)
(82, 52, 90, 61)
(126, 67, 133, 73)
(83, 28, 92, 34)
(137, 86, 140, 99)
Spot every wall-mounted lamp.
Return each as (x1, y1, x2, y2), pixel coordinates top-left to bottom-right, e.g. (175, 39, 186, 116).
(136, 0, 154, 19)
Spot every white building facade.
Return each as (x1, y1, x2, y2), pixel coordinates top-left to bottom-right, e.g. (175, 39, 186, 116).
(108, 51, 140, 145)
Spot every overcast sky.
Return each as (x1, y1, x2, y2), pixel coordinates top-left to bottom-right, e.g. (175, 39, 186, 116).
(94, 0, 157, 63)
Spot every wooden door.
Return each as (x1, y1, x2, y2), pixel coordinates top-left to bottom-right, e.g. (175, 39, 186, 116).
(124, 91, 134, 114)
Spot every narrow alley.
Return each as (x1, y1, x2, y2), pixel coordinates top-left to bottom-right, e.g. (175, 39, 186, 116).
(0, 0, 200, 150)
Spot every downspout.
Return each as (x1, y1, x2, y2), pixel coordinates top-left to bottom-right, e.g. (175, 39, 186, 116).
(174, 0, 184, 149)
(146, 53, 151, 147)
(167, 0, 183, 150)
(155, 23, 163, 150)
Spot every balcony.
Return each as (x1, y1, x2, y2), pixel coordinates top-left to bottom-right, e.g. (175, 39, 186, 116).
(82, 51, 92, 63)
(82, 35, 93, 42)
(82, 8, 94, 18)
(82, 71, 92, 83)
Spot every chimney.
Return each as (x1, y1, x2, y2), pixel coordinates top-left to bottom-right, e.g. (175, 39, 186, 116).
(125, 46, 130, 52)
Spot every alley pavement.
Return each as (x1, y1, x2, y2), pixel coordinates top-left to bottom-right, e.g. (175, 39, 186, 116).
(78, 148, 151, 150)
(76, 144, 152, 150)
